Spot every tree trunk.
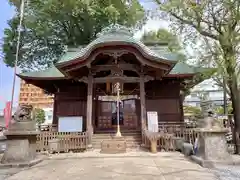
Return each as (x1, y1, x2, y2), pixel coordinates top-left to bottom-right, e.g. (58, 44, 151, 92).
(221, 42, 240, 154)
(228, 76, 240, 154)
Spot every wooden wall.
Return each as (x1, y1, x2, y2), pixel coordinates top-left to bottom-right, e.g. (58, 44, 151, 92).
(52, 78, 184, 131)
(53, 83, 87, 131)
(145, 79, 183, 122)
(95, 99, 140, 130)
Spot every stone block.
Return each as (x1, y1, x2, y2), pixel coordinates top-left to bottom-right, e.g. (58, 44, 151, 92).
(173, 137, 184, 152)
(1, 135, 38, 164)
(101, 137, 126, 154)
(191, 129, 233, 168)
(197, 130, 231, 162)
(48, 139, 61, 154)
(183, 142, 193, 156)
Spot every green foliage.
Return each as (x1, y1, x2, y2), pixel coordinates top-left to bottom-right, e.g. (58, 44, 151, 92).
(3, 0, 146, 70)
(154, 0, 240, 151)
(153, 0, 240, 83)
(215, 104, 233, 115)
(141, 29, 181, 51)
(141, 28, 186, 62)
(34, 108, 45, 125)
(183, 105, 202, 118)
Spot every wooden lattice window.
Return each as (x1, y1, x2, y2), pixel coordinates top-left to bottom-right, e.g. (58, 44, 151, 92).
(101, 102, 112, 112)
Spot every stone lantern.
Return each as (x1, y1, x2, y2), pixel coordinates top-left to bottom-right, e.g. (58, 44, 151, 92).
(192, 100, 234, 167)
(1, 105, 41, 166)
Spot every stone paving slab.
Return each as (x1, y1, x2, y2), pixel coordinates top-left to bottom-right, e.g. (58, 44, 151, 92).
(213, 165, 240, 180)
(5, 154, 218, 180)
(46, 150, 186, 159)
(0, 168, 23, 180)
(1, 151, 240, 180)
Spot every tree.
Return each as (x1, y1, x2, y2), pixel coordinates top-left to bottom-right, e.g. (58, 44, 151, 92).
(141, 28, 187, 61)
(3, 0, 146, 70)
(34, 108, 45, 125)
(215, 104, 233, 115)
(154, 0, 240, 153)
(141, 28, 181, 51)
(183, 105, 202, 118)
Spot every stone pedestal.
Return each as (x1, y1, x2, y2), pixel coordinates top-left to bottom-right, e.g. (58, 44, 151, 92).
(1, 131, 39, 164)
(101, 136, 126, 154)
(0, 105, 42, 167)
(191, 128, 233, 168)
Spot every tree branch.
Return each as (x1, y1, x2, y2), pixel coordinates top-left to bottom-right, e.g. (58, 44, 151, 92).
(169, 12, 218, 40)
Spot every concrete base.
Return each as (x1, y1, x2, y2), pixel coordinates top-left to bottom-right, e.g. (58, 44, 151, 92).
(101, 137, 126, 154)
(0, 157, 43, 168)
(190, 155, 240, 168)
(1, 132, 39, 164)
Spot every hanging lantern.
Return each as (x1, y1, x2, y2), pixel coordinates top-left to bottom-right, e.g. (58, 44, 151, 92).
(113, 82, 121, 94)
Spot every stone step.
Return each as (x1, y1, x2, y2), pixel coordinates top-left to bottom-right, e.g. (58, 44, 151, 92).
(92, 142, 141, 149)
(92, 138, 141, 142)
(93, 133, 141, 137)
(94, 130, 141, 134)
(92, 132, 142, 149)
(92, 136, 141, 139)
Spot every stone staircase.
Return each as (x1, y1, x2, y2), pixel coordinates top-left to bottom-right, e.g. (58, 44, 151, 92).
(92, 130, 142, 149)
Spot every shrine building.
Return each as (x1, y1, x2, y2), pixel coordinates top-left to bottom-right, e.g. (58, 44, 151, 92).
(17, 25, 208, 148)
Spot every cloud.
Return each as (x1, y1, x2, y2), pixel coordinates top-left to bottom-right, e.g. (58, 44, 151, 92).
(135, 19, 170, 38)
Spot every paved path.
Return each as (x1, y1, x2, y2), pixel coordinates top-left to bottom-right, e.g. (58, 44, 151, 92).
(1, 152, 240, 180)
(4, 155, 217, 180)
(0, 168, 22, 180)
(213, 165, 240, 180)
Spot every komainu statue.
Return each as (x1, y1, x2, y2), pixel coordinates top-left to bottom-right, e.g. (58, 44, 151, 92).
(202, 111, 222, 129)
(13, 104, 33, 122)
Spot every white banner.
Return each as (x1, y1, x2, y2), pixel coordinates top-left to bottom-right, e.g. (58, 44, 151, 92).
(147, 111, 158, 132)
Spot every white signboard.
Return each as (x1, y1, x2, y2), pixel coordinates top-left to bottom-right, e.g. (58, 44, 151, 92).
(147, 111, 158, 132)
(58, 116, 83, 132)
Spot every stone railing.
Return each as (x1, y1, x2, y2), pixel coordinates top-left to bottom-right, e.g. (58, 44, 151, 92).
(142, 123, 199, 153)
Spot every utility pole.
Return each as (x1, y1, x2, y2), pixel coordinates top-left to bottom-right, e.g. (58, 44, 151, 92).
(10, 0, 25, 115)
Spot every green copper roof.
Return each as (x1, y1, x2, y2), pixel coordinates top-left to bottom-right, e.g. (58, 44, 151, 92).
(18, 66, 65, 79)
(169, 61, 208, 75)
(18, 25, 209, 79)
(18, 62, 206, 79)
(57, 24, 179, 64)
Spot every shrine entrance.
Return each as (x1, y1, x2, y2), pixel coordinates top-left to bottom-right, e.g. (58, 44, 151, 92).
(94, 94, 140, 132)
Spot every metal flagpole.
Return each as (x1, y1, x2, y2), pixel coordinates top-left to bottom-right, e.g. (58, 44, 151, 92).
(10, 0, 26, 115)
(115, 82, 122, 137)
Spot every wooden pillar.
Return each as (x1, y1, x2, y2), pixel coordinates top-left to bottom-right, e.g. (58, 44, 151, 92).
(179, 90, 184, 122)
(86, 75, 93, 147)
(140, 75, 147, 130)
(52, 93, 58, 126)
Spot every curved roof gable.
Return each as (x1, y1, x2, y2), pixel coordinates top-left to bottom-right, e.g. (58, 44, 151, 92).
(56, 24, 179, 66)
(17, 62, 210, 80)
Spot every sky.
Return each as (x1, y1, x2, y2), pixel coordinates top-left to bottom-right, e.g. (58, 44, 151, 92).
(0, 0, 18, 110)
(0, 0, 168, 110)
